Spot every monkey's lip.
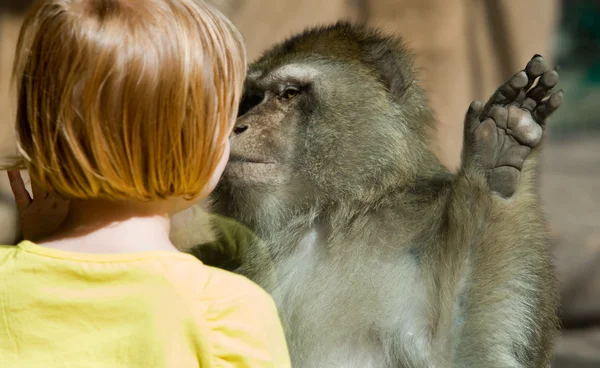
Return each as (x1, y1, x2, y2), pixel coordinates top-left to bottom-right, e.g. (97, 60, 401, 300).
(223, 158, 280, 183)
(228, 156, 276, 165)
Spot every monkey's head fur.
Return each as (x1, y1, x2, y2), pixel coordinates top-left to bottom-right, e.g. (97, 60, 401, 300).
(213, 22, 446, 229)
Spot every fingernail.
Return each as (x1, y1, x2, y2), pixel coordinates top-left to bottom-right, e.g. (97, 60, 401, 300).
(532, 54, 543, 59)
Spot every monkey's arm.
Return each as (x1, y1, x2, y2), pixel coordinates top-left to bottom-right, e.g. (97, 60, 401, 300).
(171, 210, 277, 284)
(170, 204, 253, 270)
(186, 214, 256, 272)
(448, 55, 561, 367)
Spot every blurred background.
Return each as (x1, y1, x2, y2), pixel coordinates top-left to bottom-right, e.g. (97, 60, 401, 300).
(1, 1, 598, 366)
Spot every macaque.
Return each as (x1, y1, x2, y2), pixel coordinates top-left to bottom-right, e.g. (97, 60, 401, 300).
(173, 23, 562, 367)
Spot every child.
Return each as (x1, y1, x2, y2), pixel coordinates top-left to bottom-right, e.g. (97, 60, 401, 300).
(0, 0, 291, 367)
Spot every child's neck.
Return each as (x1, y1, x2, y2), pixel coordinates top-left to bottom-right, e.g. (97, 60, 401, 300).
(38, 198, 180, 254)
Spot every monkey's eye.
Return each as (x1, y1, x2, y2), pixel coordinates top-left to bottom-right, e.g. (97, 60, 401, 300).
(279, 86, 301, 100)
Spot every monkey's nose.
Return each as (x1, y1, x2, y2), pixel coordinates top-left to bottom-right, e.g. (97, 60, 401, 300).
(233, 124, 248, 135)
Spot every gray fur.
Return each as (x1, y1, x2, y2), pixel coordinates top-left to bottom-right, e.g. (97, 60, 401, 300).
(179, 22, 560, 368)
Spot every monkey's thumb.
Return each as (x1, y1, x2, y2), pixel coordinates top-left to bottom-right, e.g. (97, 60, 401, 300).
(466, 101, 483, 121)
(464, 100, 483, 132)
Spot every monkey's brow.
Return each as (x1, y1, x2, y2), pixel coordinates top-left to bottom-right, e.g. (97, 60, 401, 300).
(262, 64, 320, 85)
(247, 70, 264, 80)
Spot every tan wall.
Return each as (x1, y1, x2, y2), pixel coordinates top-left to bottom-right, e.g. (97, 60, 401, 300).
(0, 14, 22, 244)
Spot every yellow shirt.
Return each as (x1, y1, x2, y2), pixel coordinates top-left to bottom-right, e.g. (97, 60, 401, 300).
(0, 241, 291, 368)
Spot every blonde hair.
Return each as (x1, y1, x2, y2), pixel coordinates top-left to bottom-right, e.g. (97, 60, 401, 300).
(9, 0, 246, 200)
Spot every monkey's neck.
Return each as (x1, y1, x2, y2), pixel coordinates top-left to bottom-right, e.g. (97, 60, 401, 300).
(258, 184, 452, 259)
(214, 169, 454, 254)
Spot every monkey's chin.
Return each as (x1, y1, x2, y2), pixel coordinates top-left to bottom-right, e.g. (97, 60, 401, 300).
(222, 162, 283, 185)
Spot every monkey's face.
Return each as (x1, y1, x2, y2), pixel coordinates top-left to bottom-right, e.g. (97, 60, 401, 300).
(222, 63, 319, 187)
(220, 54, 418, 203)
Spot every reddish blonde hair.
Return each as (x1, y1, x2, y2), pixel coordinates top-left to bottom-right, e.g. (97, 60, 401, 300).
(9, 0, 246, 200)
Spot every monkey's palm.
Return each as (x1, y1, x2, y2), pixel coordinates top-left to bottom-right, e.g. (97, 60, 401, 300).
(465, 55, 562, 198)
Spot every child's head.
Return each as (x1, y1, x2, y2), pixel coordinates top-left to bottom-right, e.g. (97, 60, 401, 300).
(11, 0, 246, 207)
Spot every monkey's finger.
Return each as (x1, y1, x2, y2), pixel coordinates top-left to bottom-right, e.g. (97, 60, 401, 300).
(465, 100, 483, 132)
(526, 68, 559, 102)
(534, 90, 563, 124)
(473, 118, 499, 169)
(488, 105, 508, 129)
(480, 70, 528, 117)
(509, 71, 529, 90)
(524, 55, 549, 92)
(493, 83, 518, 105)
(7, 170, 32, 213)
(520, 97, 537, 112)
(482, 79, 520, 113)
(467, 100, 484, 120)
(540, 68, 559, 89)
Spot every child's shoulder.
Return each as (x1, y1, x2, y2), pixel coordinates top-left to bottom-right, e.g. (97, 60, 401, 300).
(0, 244, 21, 262)
(161, 254, 272, 306)
(185, 266, 290, 367)
(202, 265, 272, 305)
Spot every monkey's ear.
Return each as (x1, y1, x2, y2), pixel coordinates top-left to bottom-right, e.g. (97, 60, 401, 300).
(367, 46, 410, 100)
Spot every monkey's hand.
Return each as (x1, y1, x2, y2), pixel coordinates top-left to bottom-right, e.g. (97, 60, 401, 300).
(463, 55, 563, 198)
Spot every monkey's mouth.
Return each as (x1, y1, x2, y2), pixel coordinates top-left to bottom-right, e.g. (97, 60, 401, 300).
(223, 156, 280, 183)
(228, 155, 276, 165)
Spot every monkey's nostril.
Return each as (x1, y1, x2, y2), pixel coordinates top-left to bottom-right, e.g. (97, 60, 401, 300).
(233, 125, 248, 135)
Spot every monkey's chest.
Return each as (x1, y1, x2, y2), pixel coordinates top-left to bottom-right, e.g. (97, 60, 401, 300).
(267, 233, 436, 367)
